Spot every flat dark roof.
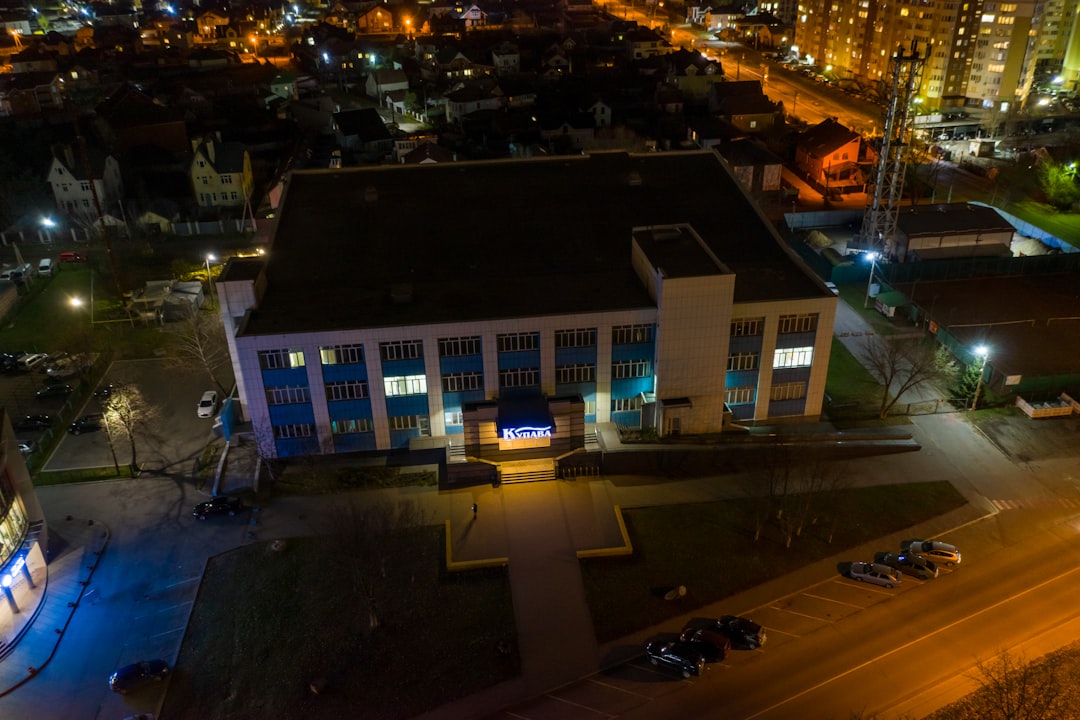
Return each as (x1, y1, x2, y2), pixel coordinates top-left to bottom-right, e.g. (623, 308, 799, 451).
(632, 225, 729, 279)
(242, 150, 823, 336)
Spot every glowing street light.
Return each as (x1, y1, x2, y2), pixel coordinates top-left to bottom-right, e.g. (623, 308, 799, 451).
(971, 346, 990, 411)
(863, 252, 878, 309)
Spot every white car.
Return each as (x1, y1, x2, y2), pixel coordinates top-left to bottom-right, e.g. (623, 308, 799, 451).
(848, 562, 901, 588)
(900, 539, 961, 566)
(197, 391, 218, 418)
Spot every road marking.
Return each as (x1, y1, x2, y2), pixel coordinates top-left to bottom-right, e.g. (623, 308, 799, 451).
(150, 626, 187, 639)
(801, 592, 867, 609)
(745, 563, 1080, 719)
(166, 576, 201, 589)
(769, 606, 829, 622)
(586, 676, 655, 699)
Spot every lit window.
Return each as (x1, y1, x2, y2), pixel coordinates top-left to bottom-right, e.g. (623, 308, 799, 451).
(773, 347, 814, 368)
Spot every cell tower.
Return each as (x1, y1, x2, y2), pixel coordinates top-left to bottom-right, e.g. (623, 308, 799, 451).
(859, 42, 927, 258)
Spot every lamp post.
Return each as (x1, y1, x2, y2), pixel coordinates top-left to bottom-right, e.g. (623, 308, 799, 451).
(205, 254, 217, 310)
(971, 345, 990, 411)
(862, 251, 878, 309)
(70, 272, 94, 324)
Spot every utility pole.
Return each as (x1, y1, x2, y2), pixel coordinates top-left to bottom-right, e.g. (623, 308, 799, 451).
(859, 42, 927, 259)
(72, 110, 124, 301)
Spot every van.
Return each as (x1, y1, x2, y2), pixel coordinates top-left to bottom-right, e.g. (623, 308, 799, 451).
(17, 353, 48, 371)
(38, 258, 55, 276)
(59, 251, 86, 263)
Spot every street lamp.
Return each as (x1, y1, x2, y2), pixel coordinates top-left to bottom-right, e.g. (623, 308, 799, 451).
(205, 253, 217, 310)
(863, 252, 878, 309)
(971, 345, 990, 411)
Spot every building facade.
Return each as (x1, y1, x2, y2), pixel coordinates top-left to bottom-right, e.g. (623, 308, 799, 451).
(217, 152, 837, 458)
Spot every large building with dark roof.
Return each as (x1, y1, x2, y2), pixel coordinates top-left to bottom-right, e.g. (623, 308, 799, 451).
(217, 150, 837, 458)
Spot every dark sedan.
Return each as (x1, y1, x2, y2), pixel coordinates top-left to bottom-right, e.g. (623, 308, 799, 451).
(193, 496, 244, 520)
(683, 615, 767, 649)
(68, 414, 103, 435)
(678, 626, 730, 662)
(874, 551, 939, 580)
(14, 414, 52, 432)
(108, 659, 169, 694)
(35, 383, 73, 399)
(644, 640, 705, 678)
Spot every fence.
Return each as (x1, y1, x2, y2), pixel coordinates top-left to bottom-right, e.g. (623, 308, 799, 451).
(167, 219, 257, 236)
(1, 227, 96, 246)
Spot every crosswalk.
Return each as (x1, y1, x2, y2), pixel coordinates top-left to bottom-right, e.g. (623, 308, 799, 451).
(990, 496, 1080, 511)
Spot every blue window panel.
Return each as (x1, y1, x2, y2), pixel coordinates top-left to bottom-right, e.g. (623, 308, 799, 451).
(268, 403, 315, 426)
(323, 364, 369, 383)
(500, 385, 539, 399)
(262, 367, 310, 386)
(440, 355, 484, 374)
(611, 410, 642, 427)
(729, 403, 755, 422)
(445, 425, 464, 436)
(771, 368, 812, 384)
(555, 381, 596, 398)
(768, 398, 808, 416)
(275, 436, 318, 457)
(554, 346, 598, 365)
(383, 358, 426, 376)
(389, 428, 421, 448)
(728, 335, 764, 354)
(725, 370, 760, 387)
(611, 343, 655, 362)
(326, 398, 373, 419)
(385, 395, 429, 416)
(611, 377, 652, 398)
(497, 350, 541, 370)
(776, 331, 818, 349)
(441, 389, 486, 414)
(584, 413, 596, 424)
(333, 433, 377, 453)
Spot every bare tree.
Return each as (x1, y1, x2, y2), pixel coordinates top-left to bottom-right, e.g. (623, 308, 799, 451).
(325, 498, 431, 633)
(101, 383, 158, 476)
(164, 310, 232, 397)
(858, 336, 958, 419)
(960, 650, 1068, 720)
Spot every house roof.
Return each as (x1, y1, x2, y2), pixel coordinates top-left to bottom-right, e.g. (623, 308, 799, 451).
(896, 203, 1017, 238)
(235, 150, 827, 335)
(718, 138, 782, 166)
(194, 137, 247, 174)
(799, 118, 860, 156)
(718, 94, 777, 115)
(401, 142, 455, 164)
(51, 144, 111, 180)
(333, 107, 392, 140)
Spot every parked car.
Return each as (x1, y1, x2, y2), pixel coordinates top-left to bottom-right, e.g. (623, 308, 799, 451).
(678, 626, 730, 662)
(35, 383, 73, 399)
(38, 258, 55, 276)
(18, 440, 36, 455)
(94, 384, 115, 399)
(59, 251, 86, 263)
(197, 390, 218, 418)
(69, 414, 103, 435)
(14, 414, 52, 432)
(848, 562, 901, 588)
(17, 353, 48, 371)
(874, 551, 939, 580)
(644, 640, 706, 678)
(0, 352, 21, 373)
(108, 659, 169, 694)
(193, 496, 244, 520)
(711, 615, 767, 649)
(0, 262, 34, 281)
(900, 539, 961, 566)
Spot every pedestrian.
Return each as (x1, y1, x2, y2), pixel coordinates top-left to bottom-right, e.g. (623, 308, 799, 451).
(471, 503, 478, 518)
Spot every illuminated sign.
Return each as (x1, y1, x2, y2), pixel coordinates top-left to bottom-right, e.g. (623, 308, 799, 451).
(501, 426, 552, 441)
(1, 554, 24, 588)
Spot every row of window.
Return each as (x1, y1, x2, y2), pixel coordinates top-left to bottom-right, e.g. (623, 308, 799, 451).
(724, 381, 806, 404)
(258, 325, 661, 369)
(277, 415, 430, 439)
(727, 347, 815, 371)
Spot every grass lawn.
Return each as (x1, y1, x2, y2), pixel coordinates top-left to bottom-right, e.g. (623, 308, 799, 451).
(162, 528, 518, 720)
(824, 338, 889, 423)
(1003, 199, 1080, 245)
(581, 481, 966, 642)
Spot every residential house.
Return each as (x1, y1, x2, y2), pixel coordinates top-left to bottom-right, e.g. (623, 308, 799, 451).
(733, 12, 790, 50)
(0, 71, 64, 117)
(356, 5, 394, 33)
(716, 138, 783, 195)
(401, 142, 456, 164)
(190, 133, 254, 210)
(623, 26, 668, 60)
(332, 107, 394, 161)
(499, 76, 538, 109)
(10, 46, 58, 74)
(394, 133, 440, 162)
(687, 116, 735, 149)
(47, 144, 124, 218)
(445, 83, 502, 122)
(539, 111, 595, 151)
(794, 118, 863, 194)
(492, 41, 520, 75)
(136, 198, 181, 235)
(95, 85, 190, 158)
(654, 83, 684, 114)
(686, 4, 711, 26)
(665, 48, 723, 101)
(429, 3, 487, 28)
(269, 72, 299, 101)
(708, 81, 779, 133)
(197, 10, 230, 39)
(366, 68, 409, 101)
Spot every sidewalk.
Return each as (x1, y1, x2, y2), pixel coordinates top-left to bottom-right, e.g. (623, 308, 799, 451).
(0, 516, 109, 697)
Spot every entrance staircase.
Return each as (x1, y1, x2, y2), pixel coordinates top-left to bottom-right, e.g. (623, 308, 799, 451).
(499, 458, 557, 484)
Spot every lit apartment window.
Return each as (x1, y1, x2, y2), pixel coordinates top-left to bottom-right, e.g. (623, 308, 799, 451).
(388, 415, 430, 434)
(499, 367, 539, 388)
(380, 340, 423, 361)
(273, 423, 313, 439)
(444, 411, 463, 426)
(320, 344, 365, 365)
(730, 318, 764, 336)
(438, 336, 481, 357)
(259, 349, 305, 370)
(442, 372, 483, 392)
(496, 332, 540, 352)
(612, 324, 654, 344)
(384, 375, 427, 396)
(725, 386, 755, 404)
(331, 418, 372, 434)
(555, 364, 596, 383)
(778, 314, 818, 333)
(773, 347, 814, 368)
(727, 352, 759, 371)
(555, 328, 597, 348)
(770, 382, 807, 401)
(265, 386, 311, 405)
(612, 360, 650, 379)
(612, 396, 643, 412)
(325, 380, 368, 401)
